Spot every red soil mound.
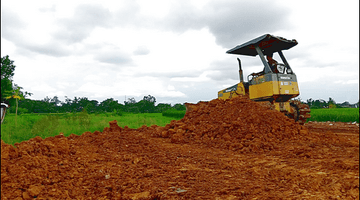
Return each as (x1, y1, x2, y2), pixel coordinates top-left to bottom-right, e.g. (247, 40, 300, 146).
(150, 96, 307, 153)
(1, 96, 358, 199)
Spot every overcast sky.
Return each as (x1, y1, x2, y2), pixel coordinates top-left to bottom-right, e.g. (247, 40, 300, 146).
(1, 0, 359, 105)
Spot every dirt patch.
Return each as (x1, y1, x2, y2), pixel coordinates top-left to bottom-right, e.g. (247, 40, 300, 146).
(1, 96, 359, 199)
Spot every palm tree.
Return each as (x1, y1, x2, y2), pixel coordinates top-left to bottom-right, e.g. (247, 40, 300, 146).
(5, 85, 32, 116)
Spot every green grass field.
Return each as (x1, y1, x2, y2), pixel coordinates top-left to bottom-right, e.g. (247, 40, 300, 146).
(1, 108, 358, 145)
(1, 112, 183, 145)
(308, 108, 359, 123)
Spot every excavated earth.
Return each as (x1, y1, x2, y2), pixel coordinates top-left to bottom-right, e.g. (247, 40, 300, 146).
(1, 96, 359, 199)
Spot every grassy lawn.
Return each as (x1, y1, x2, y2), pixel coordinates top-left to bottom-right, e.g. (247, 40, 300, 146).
(308, 108, 359, 123)
(1, 112, 182, 145)
(1, 108, 358, 145)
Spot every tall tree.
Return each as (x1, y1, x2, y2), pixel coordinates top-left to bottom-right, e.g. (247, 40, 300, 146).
(328, 97, 337, 108)
(137, 95, 156, 113)
(61, 96, 73, 112)
(5, 84, 31, 115)
(51, 96, 61, 107)
(99, 98, 120, 112)
(173, 103, 186, 110)
(124, 97, 136, 105)
(1, 55, 15, 80)
(156, 103, 171, 112)
(124, 97, 138, 113)
(1, 56, 32, 107)
(143, 95, 156, 103)
(1, 55, 16, 101)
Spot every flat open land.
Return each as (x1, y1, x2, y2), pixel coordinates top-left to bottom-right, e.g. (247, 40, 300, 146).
(1, 96, 359, 199)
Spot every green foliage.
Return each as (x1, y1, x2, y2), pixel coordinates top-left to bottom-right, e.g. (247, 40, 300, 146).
(1, 114, 43, 144)
(15, 93, 189, 115)
(1, 78, 12, 102)
(1, 55, 16, 102)
(111, 109, 123, 116)
(31, 115, 60, 138)
(4, 84, 32, 117)
(99, 98, 120, 112)
(137, 99, 155, 113)
(306, 97, 357, 109)
(1, 112, 178, 145)
(162, 109, 186, 118)
(1, 56, 32, 107)
(173, 103, 186, 110)
(123, 95, 156, 113)
(2, 107, 358, 145)
(308, 108, 359, 123)
(156, 103, 172, 112)
(9, 107, 29, 115)
(1, 55, 15, 80)
(78, 109, 91, 129)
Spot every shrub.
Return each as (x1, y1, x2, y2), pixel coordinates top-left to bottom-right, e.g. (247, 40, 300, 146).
(162, 109, 186, 118)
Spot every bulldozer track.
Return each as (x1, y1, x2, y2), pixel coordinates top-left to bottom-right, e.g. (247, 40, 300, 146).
(290, 100, 311, 125)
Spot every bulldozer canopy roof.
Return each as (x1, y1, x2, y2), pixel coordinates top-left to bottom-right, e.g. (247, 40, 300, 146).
(226, 34, 298, 56)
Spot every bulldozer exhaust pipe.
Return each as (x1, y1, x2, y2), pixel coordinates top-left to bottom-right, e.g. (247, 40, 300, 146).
(237, 58, 243, 83)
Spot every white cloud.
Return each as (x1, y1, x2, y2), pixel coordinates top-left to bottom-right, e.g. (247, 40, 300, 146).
(1, 39, 16, 54)
(83, 75, 102, 82)
(170, 72, 211, 82)
(75, 82, 111, 95)
(133, 46, 150, 55)
(167, 85, 175, 90)
(1, 0, 359, 105)
(56, 82, 75, 90)
(30, 83, 56, 93)
(334, 80, 359, 85)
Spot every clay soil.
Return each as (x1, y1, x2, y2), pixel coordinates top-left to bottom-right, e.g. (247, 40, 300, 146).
(1, 96, 359, 199)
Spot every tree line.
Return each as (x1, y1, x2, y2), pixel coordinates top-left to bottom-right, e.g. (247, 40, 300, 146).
(306, 97, 359, 109)
(7, 95, 186, 114)
(1, 55, 358, 115)
(7, 95, 357, 115)
(1, 55, 185, 115)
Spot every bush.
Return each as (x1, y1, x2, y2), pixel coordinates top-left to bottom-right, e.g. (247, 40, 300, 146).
(112, 109, 123, 116)
(8, 107, 29, 115)
(17, 107, 29, 115)
(162, 109, 186, 118)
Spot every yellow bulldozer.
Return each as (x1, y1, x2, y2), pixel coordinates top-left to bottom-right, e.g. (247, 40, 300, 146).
(218, 34, 310, 124)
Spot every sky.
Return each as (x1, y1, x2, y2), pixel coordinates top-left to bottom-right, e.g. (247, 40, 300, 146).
(1, 0, 359, 105)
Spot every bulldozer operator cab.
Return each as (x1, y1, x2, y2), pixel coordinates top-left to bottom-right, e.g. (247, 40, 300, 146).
(217, 34, 311, 124)
(218, 34, 300, 103)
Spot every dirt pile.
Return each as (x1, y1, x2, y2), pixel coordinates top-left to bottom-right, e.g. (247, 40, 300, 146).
(150, 96, 307, 152)
(1, 96, 359, 199)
